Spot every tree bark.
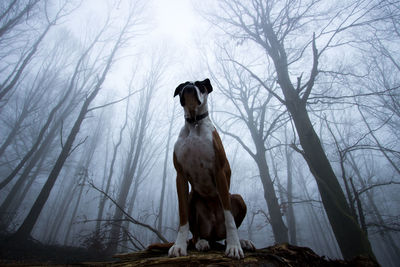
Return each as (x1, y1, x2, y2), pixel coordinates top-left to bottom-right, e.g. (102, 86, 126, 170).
(256, 152, 288, 244)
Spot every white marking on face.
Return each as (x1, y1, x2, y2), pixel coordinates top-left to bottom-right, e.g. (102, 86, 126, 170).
(181, 83, 208, 119)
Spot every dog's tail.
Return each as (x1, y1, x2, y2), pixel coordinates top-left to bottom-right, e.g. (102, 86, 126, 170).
(147, 242, 174, 251)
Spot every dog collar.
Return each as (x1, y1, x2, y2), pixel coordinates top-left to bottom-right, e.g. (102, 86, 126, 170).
(185, 111, 209, 125)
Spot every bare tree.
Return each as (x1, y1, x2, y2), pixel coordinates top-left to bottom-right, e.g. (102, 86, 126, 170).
(0, 1, 73, 102)
(206, 0, 387, 259)
(157, 105, 176, 235)
(0, 0, 40, 39)
(210, 57, 289, 243)
(12, 3, 141, 240)
(284, 126, 296, 245)
(107, 55, 165, 254)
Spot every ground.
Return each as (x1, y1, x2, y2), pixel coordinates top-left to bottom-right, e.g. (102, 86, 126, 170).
(0, 235, 379, 266)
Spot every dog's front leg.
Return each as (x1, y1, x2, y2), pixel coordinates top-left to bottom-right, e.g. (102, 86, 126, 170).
(215, 168, 244, 259)
(169, 172, 189, 257)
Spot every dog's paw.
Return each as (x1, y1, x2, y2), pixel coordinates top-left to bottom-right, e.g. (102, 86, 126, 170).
(168, 243, 187, 257)
(225, 242, 244, 259)
(240, 239, 256, 251)
(195, 239, 210, 251)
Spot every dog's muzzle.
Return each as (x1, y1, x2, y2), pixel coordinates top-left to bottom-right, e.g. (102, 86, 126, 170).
(180, 84, 201, 106)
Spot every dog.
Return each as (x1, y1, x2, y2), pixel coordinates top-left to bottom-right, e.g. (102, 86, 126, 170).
(169, 78, 255, 259)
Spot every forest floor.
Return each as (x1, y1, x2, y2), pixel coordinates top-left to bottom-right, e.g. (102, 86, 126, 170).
(0, 235, 379, 266)
(0, 234, 112, 265)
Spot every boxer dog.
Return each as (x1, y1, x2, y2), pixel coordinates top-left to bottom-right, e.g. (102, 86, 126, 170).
(169, 78, 255, 259)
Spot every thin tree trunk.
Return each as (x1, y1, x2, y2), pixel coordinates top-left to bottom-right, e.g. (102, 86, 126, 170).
(0, 0, 40, 39)
(47, 181, 77, 243)
(256, 153, 288, 244)
(64, 116, 102, 245)
(157, 105, 175, 234)
(349, 177, 367, 235)
(358, 107, 400, 175)
(285, 146, 296, 245)
(326, 121, 358, 222)
(63, 174, 85, 246)
(0, 86, 73, 190)
(0, 18, 52, 101)
(96, 90, 131, 234)
(0, 112, 63, 215)
(12, 150, 48, 214)
(347, 153, 400, 264)
(298, 167, 337, 257)
(107, 91, 151, 254)
(0, 105, 28, 158)
(12, 16, 128, 238)
(288, 102, 374, 259)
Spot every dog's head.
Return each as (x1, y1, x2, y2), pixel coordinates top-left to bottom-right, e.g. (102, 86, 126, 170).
(173, 79, 213, 117)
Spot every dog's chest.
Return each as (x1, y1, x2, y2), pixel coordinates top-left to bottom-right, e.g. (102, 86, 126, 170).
(174, 122, 216, 195)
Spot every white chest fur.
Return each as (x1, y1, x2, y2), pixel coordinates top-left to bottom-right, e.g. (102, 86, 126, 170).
(174, 118, 217, 196)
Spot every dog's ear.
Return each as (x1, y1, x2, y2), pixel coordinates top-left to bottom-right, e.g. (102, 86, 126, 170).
(202, 78, 213, 94)
(174, 82, 190, 97)
(195, 78, 213, 94)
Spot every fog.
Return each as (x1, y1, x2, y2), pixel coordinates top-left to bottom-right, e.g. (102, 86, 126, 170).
(0, 0, 399, 266)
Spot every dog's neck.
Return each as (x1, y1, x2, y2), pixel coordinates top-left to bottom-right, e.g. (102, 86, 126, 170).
(184, 104, 209, 127)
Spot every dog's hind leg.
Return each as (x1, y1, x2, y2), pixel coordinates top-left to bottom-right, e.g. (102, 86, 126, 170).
(230, 194, 246, 228)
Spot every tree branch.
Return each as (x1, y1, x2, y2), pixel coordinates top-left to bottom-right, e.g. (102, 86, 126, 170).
(88, 181, 168, 243)
(87, 88, 142, 112)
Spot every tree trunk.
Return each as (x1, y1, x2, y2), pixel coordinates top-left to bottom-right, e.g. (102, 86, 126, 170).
(0, 105, 28, 158)
(96, 94, 130, 234)
(288, 102, 374, 259)
(11, 11, 133, 239)
(107, 91, 151, 254)
(0, 85, 72, 190)
(64, 116, 102, 245)
(256, 153, 288, 244)
(157, 105, 175, 234)
(285, 145, 296, 245)
(0, 112, 62, 216)
(298, 168, 337, 257)
(63, 175, 85, 246)
(347, 153, 400, 264)
(12, 85, 100, 240)
(349, 177, 367, 235)
(0, 18, 52, 102)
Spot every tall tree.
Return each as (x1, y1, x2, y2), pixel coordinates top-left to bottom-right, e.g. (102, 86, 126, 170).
(209, 0, 380, 259)
(210, 58, 289, 243)
(0, 0, 71, 102)
(107, 55, 165, 253)
(157, 105, 176, 235)
(12, 3, 141, 240)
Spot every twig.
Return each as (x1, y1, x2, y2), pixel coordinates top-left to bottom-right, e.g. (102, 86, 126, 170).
(88, 88, 142, 112)
(88, 181, 169, 243)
